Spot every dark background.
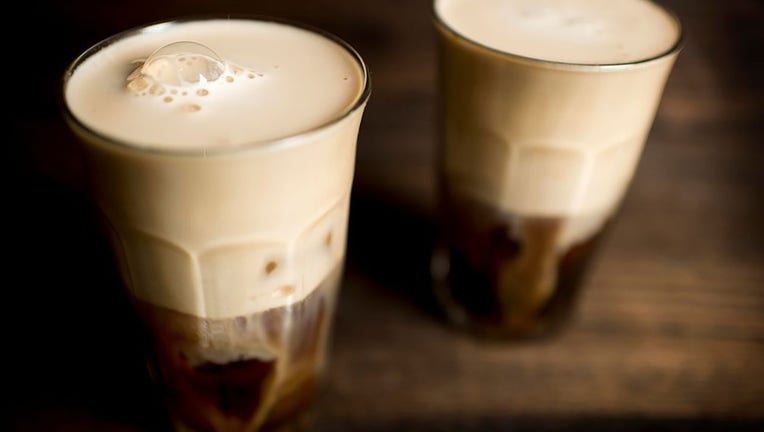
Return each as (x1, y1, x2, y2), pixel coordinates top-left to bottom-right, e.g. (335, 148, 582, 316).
(10, 0, 764, 431)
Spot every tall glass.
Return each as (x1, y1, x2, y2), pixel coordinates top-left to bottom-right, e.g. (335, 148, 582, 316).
(63, 17, 370, 431)
(432, 1, 682, 338)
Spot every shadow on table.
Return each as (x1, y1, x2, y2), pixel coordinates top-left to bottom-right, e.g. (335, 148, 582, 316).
(346, 191, 441, 317)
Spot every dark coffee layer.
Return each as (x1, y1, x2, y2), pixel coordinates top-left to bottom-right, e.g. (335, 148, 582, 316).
(135, 266, 340, 431)
(434, 190, 607, 338)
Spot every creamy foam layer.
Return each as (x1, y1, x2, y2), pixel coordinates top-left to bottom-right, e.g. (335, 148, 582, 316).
(436, 0, 679, 64)
(437, 0, 679, 250)
(66, 20, 363, 150)
(65, 19, 366, 318)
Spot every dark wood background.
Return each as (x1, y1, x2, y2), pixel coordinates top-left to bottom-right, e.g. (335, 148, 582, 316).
(10, 0, 763, 430)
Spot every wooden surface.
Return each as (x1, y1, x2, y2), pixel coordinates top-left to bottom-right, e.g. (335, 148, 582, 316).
(10, 0, 764, 430)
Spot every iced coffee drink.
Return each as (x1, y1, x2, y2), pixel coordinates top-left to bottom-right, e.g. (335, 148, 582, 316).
(63, 18, 369, 430)
(433, 0, 681, 337)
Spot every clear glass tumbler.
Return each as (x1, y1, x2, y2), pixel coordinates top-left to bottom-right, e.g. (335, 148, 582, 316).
(63, 17, 370, 431)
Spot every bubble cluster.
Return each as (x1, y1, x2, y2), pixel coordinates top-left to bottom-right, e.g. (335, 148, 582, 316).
(125, 40, 261, 112)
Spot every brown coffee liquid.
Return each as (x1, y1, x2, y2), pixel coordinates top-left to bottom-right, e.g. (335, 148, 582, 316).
(135, 267, 339, 431)
(433, 190, 606, 338)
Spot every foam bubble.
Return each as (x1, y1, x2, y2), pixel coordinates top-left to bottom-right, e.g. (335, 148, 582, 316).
(149, 84, 166, 95)
(125, 40, 260, 106)
(126, 77, 149, 93)
(125, 41, 255, 96)
(142, 41, 224, 85)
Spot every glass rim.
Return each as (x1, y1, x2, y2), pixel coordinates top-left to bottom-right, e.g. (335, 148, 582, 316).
(433, 0, 683, 71)
(62, 14, 372, 158)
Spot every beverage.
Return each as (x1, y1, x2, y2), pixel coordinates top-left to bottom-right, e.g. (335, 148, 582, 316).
(432, 0, 681, 337)
(135, 266, 340, 431)
(64, 18, 369, 430)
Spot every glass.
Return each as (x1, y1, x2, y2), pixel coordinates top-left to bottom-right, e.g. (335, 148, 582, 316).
(63, 17, 370, 431)
(431, 2, 682, 338)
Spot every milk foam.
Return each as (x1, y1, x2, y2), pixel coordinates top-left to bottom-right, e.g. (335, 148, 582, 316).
(435, 0, 680, 64)
(66, 20, 363, 150)
(65, 19, 367, 319)
(436, 0, 680, 250)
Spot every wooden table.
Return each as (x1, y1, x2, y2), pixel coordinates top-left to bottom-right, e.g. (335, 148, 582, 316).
(10, 0, 763, 430)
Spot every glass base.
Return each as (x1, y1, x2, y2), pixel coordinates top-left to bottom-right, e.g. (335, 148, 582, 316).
(430, 234, 600, 340)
